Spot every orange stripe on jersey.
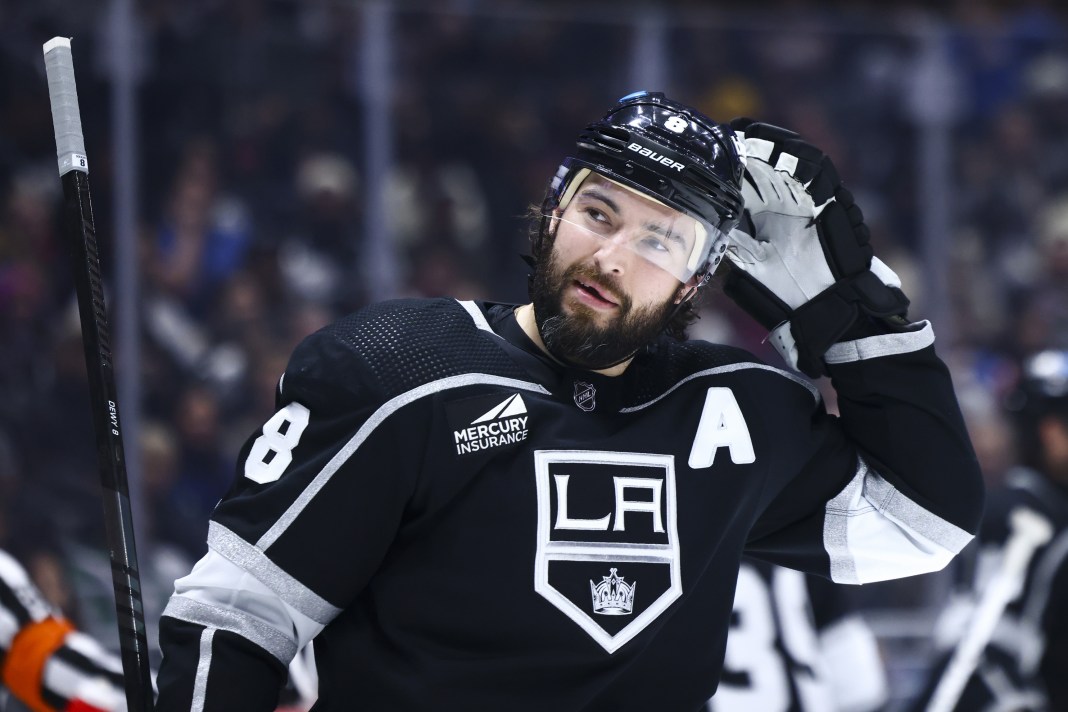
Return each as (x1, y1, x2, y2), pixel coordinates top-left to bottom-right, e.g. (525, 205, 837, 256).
(66, 700, 109, 712)
(1, 616, 75, 712)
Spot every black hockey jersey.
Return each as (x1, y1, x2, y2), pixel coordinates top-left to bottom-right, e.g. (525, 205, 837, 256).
(156, 298, 982, 711)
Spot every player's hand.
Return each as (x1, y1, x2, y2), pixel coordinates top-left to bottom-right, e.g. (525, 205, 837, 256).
(723, 119, 909, 377)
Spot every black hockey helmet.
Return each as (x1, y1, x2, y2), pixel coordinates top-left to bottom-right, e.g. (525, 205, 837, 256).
(540, 91, 746, 285)
(1006, 350, 1068, 468)
(1014, 350, 1068, 415)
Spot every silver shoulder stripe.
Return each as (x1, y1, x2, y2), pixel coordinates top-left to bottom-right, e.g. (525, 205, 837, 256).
(620, 362, 819, 413)
(209, 521, 341, 625)
(457, 299, 496, 334)
(163, 595, 298, 665)
(257, 373, 550, 550)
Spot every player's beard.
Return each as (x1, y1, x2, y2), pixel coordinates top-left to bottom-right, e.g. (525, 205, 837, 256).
(531, 245, 677, 370)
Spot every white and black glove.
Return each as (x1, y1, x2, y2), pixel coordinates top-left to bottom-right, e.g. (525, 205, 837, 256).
(724, 118, 910, 378)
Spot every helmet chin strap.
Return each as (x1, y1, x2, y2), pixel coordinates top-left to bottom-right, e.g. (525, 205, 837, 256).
(668, 284, 699, 321)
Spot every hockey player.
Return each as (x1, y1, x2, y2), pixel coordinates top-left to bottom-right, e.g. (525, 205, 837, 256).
(708, 559, 888, 712)
(155, 92, 983, 710)
(0, 548, 127, 712)
(912, 350, 1068, 712)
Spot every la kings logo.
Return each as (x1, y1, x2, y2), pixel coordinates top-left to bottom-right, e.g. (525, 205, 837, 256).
(449, 393, 529, 456)
(534, 450, 681, 654)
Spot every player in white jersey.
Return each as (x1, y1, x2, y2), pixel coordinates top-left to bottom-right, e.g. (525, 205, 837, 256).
(709, 559, 888, 712)
(155, 92, 983, 710)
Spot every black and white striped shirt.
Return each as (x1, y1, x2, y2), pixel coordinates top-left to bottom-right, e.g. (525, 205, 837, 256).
(0, 548, 127, 711)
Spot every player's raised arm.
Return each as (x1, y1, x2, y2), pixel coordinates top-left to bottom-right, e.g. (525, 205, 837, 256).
(725, 121, 984, 581)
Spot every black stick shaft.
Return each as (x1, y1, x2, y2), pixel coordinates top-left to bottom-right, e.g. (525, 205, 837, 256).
(44, 37, 154, 712)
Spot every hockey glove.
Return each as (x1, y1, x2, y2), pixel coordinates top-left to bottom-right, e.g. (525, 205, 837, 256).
(723, 118, 909, 377)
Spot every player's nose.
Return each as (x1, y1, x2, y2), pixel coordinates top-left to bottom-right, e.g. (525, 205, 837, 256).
(592, 234, 631, 275)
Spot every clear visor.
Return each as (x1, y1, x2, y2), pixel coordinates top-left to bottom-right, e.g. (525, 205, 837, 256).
(549, 170, 725, 284)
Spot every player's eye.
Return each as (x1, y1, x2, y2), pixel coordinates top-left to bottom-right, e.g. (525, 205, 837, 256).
(580, 207, 614, 234)
(638, 235, 670, 253)
(583, 207, 609, 224)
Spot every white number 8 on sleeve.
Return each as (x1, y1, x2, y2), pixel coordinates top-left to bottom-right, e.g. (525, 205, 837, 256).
(244, 402, 311, 484)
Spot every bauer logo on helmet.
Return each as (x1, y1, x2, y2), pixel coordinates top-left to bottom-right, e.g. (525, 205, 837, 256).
(626, 142, 685, 172)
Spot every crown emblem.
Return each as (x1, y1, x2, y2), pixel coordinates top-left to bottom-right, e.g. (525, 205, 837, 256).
(590, 568, 635, 616)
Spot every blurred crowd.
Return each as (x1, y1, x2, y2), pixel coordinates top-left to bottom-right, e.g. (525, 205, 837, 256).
(1, 0, 1067, 707)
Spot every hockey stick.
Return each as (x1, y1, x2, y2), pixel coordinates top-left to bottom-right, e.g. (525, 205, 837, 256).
(42, 37, 154, 712)
(925, 507, 1053, 712)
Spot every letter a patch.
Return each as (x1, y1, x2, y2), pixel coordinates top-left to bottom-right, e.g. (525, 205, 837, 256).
(688, 387, 755, 469)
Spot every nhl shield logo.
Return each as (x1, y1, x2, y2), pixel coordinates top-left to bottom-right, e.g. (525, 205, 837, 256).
(573, 381, 596, 411)
(533, 450, 681, 654)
